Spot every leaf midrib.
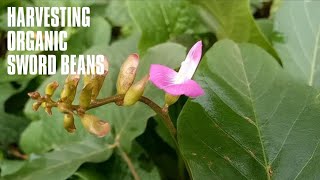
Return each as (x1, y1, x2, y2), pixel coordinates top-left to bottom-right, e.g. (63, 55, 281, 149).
(234, 47, 270, 179)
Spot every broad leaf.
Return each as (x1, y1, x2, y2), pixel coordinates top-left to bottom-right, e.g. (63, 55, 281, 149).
(191, 0, 279, 60)
(127, 0, 197, 53)
(65, 16, 111, 55)
(106, 0, 132, 27)
(0, 113, 29, 150)
(3, 137, 113, 180)
(178, 40, 320, 179)
(274, 1, 320, 88)
(72, 143, 160, 180)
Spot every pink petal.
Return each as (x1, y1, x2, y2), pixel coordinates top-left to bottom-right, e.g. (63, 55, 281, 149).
(177, 41, 203, 82)
(186, 41, 202, 63)
(164, 79, 204, 98)
(149, 64, 178, 89)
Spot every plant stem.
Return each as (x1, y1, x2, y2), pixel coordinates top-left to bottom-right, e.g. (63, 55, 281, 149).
(88, 94, 125, 109)
(139, 96, 177, 138)
(86, 95, 177, 140)
(118, 146, 140, 180)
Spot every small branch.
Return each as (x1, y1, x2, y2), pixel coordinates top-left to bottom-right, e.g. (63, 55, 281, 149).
(118, 146, 140, 180)
(84, 94, 177, 139)
(88, 94, 125, 109)
(9, 146, 28, 160)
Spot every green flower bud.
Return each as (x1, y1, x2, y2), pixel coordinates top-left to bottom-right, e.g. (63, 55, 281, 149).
(84, 58, 108, 101)
(165, 93, 180, 107)
(63, 114, 76, 133)
(79, 84, 93, 110)
(80, 114, 110, 137)
(32, 102, 42, 111)
(45, 81, 59, 97)
(117, 54, 139, 94)
(123, 75, 149, 106)
(27, 91, 41, 100)
(60, 75, 80, 103)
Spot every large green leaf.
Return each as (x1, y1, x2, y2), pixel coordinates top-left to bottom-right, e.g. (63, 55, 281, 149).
(0, 78, 30, 150)
(65, 17, 111, 55)
(106, 0, 132, 27)
(72, 143, 160, 180)
(274, 1, 320, 88)
(178, 40, 320, 179)
(3, 137, 113, 180)
(192, 0, 279, 60)
(0, 113, 29, 150)
(127, 0, 197, 53)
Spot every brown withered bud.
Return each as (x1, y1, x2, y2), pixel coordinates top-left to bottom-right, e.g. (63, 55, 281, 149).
(45, 106, 52, 115)
(79, 83, 93, 110)
(123, 75, 149, 106)
(80, 114, 110, 137)
(60, 74, 80, 104)
(63, 114, 76, 133)
(32, 102, 42, 111)
(28, 91, 41, 100)
(116, 54, 139, 94)
(45, 81, 59, 97)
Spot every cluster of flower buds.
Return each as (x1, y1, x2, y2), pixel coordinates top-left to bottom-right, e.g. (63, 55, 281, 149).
(28, 58, 110, 137)
(116, 54, 149, 105)
(28, 54, 150, 137)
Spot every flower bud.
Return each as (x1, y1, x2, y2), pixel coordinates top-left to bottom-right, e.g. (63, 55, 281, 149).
(27, 91, 41, 100)
(102, 57, 109, 75)
(60, 75, 80, 103)
(117, 54, 139, 94)
(80, 114, 110, 137)
(45, 106, 52, 115)
(165, 93, 179, 107)
(63, 114, 76, 133)
(79, 84, 93, 110)
(123, 75, 149, 106)
(45, 81, 59, 97)
(32, 102, 42, 111)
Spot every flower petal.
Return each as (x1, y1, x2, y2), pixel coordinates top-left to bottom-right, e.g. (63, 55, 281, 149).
(186, 40, 202, 63)
(175, 41, 202, 83)
(149, 64, 178, 89)
(164, 79, 204, 98)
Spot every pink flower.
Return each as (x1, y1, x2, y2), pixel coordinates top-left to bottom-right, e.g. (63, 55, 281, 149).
(149, 41, 204, 98)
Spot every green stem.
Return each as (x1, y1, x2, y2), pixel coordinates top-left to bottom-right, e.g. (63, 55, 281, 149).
(86, 95, 177, 140)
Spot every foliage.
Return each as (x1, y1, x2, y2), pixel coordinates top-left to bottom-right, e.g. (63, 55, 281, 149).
(0, 0, 319, 179)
